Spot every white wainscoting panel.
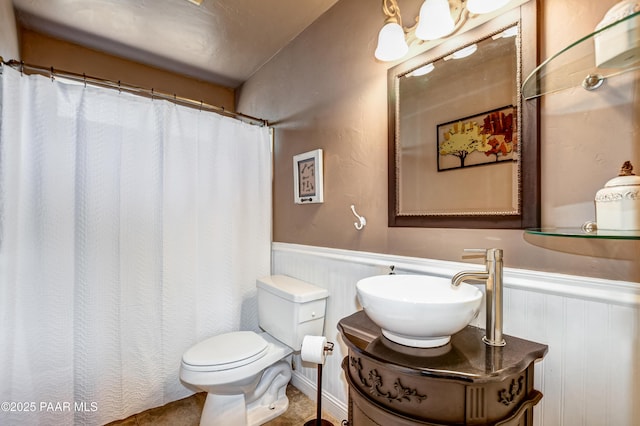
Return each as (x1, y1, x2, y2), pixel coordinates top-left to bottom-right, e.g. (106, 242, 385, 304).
(272, 243, 640, 425)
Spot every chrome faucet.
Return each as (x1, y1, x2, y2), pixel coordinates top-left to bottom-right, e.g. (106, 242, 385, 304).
(451, 248, 506, 347)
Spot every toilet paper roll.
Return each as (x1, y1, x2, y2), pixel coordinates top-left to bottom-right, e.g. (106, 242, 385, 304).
(301, 335, 328, 365)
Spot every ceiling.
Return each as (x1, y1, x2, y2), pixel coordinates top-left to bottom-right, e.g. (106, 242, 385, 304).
(12, 0, 340, 88)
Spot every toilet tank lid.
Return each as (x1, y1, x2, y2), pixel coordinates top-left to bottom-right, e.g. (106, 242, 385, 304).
(257, 275, 329, 303)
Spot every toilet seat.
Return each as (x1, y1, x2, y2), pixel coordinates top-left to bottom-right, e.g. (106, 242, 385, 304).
(182, 331, 269, 372)
(180, 332, 292, 387)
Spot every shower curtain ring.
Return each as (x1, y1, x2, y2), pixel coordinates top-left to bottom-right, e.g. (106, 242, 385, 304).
(20, 61, 24, 76)
(118, 80, 121, 94)
(50, 66, 54, 81)
(83, 73, 87, 88)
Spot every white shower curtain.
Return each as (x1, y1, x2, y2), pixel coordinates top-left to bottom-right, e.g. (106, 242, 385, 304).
(0, 66, 271, 425)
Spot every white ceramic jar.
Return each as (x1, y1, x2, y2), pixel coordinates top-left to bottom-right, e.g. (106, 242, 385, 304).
(594, 0, 640, 68)
(595, 161, 640, 230)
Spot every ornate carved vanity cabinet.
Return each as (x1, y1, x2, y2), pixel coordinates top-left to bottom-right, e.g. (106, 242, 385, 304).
(338, 311, 548, 425)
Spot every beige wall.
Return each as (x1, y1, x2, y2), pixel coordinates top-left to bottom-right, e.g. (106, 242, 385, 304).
(4, 0, 638, 282)
(18, 29, 235, 112)
(0, 0, 19, 60)
(238, 0, 640, 282)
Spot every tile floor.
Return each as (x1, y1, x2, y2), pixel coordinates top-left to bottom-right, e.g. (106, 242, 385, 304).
(105, 385, 343, 426)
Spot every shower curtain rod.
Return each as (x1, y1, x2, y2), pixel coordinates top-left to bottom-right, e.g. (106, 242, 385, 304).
(0, 58, 268, 127)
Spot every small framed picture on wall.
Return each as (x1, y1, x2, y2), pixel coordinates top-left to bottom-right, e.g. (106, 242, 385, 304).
(293, 149, 324, 204)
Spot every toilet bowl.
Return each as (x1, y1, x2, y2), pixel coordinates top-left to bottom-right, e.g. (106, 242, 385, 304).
(181, 331, 293, 425)
(179, 275, 329, 426)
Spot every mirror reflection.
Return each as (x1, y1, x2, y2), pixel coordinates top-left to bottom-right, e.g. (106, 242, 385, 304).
(398, 27, 519, 215)
(388, 6, 539, 229)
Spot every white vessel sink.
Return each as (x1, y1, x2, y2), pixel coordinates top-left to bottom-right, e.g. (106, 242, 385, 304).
(356, 274, 483, 348)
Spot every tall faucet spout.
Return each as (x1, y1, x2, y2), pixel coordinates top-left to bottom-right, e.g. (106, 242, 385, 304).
(451, 271, 489, 287)
(451, 248, 506, 347)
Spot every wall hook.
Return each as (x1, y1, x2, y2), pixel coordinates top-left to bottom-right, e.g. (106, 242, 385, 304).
(350, 205, 366, 230)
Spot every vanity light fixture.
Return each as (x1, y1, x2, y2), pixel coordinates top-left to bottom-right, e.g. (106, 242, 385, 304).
(374, 0, 513, 62)
(451, 43, 478, 59)
(374, 8, 410, 62)
(492, 25, 519, 39)
(415, 0, 456, 41)
(408, 62, 435, 76)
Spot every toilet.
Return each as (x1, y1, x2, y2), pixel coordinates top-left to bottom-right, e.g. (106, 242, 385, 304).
(180, 275, 329, 426)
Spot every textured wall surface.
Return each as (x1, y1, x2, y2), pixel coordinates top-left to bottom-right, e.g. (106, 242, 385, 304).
(17, 29, 236, 112)
(0, 0, 19, 60)
(239, 0, 640, 283)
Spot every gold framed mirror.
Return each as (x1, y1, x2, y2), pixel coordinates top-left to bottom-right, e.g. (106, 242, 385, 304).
(388, 2, 539, 228)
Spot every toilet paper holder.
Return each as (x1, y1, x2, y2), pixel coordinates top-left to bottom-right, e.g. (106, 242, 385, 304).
(324, 341, 334, 353)
(303, 341, 335, 426)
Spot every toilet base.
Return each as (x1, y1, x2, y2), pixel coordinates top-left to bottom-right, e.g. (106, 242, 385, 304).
(247, 393, 289, 425)
(201, 394, 246, 426)
(200, 394, 289, 426)
(199, 392, 289, 426)
(198, 360, 291, 426)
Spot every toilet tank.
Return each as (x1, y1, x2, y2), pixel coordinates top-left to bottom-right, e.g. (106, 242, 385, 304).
(257, 275, 329, 351)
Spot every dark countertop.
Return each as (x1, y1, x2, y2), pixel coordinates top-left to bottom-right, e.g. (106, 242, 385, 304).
(338, 310, 548, 384)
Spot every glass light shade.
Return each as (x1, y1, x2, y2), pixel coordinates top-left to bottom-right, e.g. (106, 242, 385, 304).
(409, 63, 435, 76)
(415, 0, 456, 41)
(451, 44, 477, 59)
(500, 25, 518, 38)
(466, 0, 511, 14)
(375, 21, 409, 61)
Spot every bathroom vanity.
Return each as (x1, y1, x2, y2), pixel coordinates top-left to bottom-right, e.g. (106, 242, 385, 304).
(338, 311, 548, 425)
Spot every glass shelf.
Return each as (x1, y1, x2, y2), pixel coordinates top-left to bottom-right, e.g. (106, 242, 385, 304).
(525, 227, 640, 240)
(522, 10, 640, 99)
